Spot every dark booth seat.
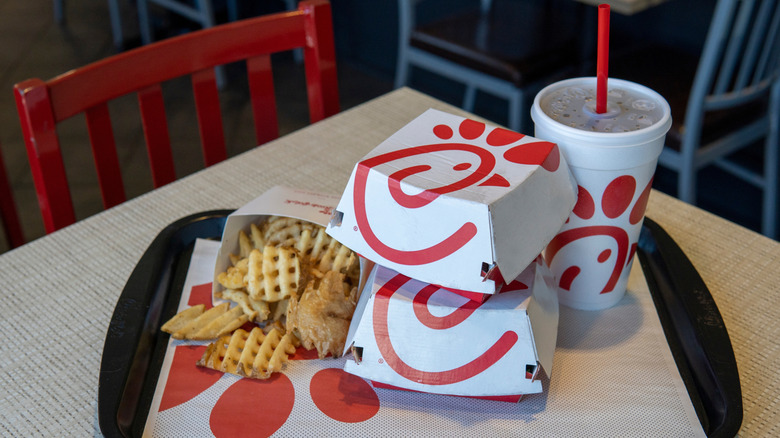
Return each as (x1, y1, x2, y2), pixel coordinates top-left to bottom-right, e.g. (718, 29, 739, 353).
(410, 0, 584, 89)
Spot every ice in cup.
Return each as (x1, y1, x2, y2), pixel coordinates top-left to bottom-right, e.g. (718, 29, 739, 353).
(531, 77, 671, 310)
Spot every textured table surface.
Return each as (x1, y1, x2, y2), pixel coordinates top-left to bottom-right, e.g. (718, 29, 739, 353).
(1, 88, 777, 436)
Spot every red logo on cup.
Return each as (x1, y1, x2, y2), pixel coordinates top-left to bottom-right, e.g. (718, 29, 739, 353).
(546, 176, 652, 294)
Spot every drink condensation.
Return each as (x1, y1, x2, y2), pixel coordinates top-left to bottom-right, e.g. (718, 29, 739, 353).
(540, 85, 665, 133)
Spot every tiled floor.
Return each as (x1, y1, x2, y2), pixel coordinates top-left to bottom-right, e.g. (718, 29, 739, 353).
(0, 0, 393, 253)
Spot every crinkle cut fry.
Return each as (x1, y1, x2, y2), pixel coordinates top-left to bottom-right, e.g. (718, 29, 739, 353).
(162, 302, 250, 340)
(161, 304, 205, 334)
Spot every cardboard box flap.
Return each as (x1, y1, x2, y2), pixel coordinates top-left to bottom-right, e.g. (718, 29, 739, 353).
(525, 257, 560, 375)
(327, 108, 577, 294)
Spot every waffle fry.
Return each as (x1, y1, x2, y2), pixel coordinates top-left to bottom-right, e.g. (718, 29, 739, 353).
(162, 302, 251, 340)
(260, 245, 300, 302)
(318, 241, 359, 281)
(197, 327, 297, 379)
(262, 216, 316, 247)
(209, 215, 362, 368)
(269, 298, 289, 322)
(216, 257, 248, 290)
(250, 327, 297, 379)
(250, 223, 265, 250)
(292, 226, 322, 259)
(306, 226, 332, 263)
(246, 249, 265, 300)
(197, 333, 230, 371)
(238, 230, 253, 259)
(217, 288, 270, 323)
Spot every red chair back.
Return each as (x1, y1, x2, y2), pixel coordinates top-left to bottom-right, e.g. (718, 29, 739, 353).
(0, 143, 25, 249)
(14, 0, 339, 234)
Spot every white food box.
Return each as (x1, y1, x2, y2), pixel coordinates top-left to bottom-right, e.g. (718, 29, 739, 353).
(343, 257, 559, 400)
(326, 108, 577, 296)
(211, 186, 343, 299)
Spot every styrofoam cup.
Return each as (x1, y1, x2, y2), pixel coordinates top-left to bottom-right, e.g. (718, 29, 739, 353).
(531, 77, 671, 310)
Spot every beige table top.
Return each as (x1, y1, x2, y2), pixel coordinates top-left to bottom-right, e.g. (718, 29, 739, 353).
(0, 88, 777, 436)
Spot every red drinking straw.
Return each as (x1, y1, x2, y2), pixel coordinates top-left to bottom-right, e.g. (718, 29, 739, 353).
(596, 4, 610, 114)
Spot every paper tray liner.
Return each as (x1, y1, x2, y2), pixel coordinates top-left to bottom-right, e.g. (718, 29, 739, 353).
(98, 211, 738, 437)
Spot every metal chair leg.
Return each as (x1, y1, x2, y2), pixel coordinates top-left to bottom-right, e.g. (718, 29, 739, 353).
(677, 165, 697, 204)
(227, 0, 239, 22)
(107, 0, 124, 50)
(508, 90, 523, 132)
(54, 0, 65, 23)
(138, 0, 153, 45)
(762, 82, 780, 239)
(194, 0, 226, 88)
(463, 85, 477, 112)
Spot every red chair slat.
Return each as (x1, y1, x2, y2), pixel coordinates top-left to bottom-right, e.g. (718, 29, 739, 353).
(14, 79, 76, 233)
(247, 55, 279, 145)
(47, 13, 308, 123)
(191, 68, 227, 166)
(85, 103, 126, 209)
(302, 0, 339, 123)
(137, 84, 177, 188)
(0, 144, 25, 248)
(13, 0, 339, 234)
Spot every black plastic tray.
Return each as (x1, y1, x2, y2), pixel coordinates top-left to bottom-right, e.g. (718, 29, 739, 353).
(99, 210, 232, 438)
(98, 212, 742, 437)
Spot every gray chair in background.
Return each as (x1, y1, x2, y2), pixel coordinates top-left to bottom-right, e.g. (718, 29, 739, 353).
(613, 0, 779, 238)
(137, 0, 239, 46)
(138, 0, 299, 45)
(137, 0, 300, 86)
(54, 0, 125, 50)
(395, 0, 585, 132)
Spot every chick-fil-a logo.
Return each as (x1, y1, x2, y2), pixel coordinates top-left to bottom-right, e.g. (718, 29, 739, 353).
(545, 176, 652, 294)
(353, 117, 560, 266)
(372, 273, 518, 384)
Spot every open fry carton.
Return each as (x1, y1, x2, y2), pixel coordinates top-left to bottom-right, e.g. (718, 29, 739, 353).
(326, 109, 577, 296)
(343, 256, 559, 401)
(212, 185, 345, 300)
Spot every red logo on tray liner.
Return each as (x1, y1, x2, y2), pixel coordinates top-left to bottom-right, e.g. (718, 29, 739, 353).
(373, 273, 518, 385)
(310, 368, 380, 423)
(353, 118, 559, 266)
(159, 345, 222, 411)
(546, 177, 652, 294)
(188, 282, 214, 307)
(157, 282, 380, 436)
(210, 374, 295, 436)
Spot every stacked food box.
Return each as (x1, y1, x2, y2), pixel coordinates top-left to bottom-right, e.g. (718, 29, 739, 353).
(326, 109, 578, 400)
